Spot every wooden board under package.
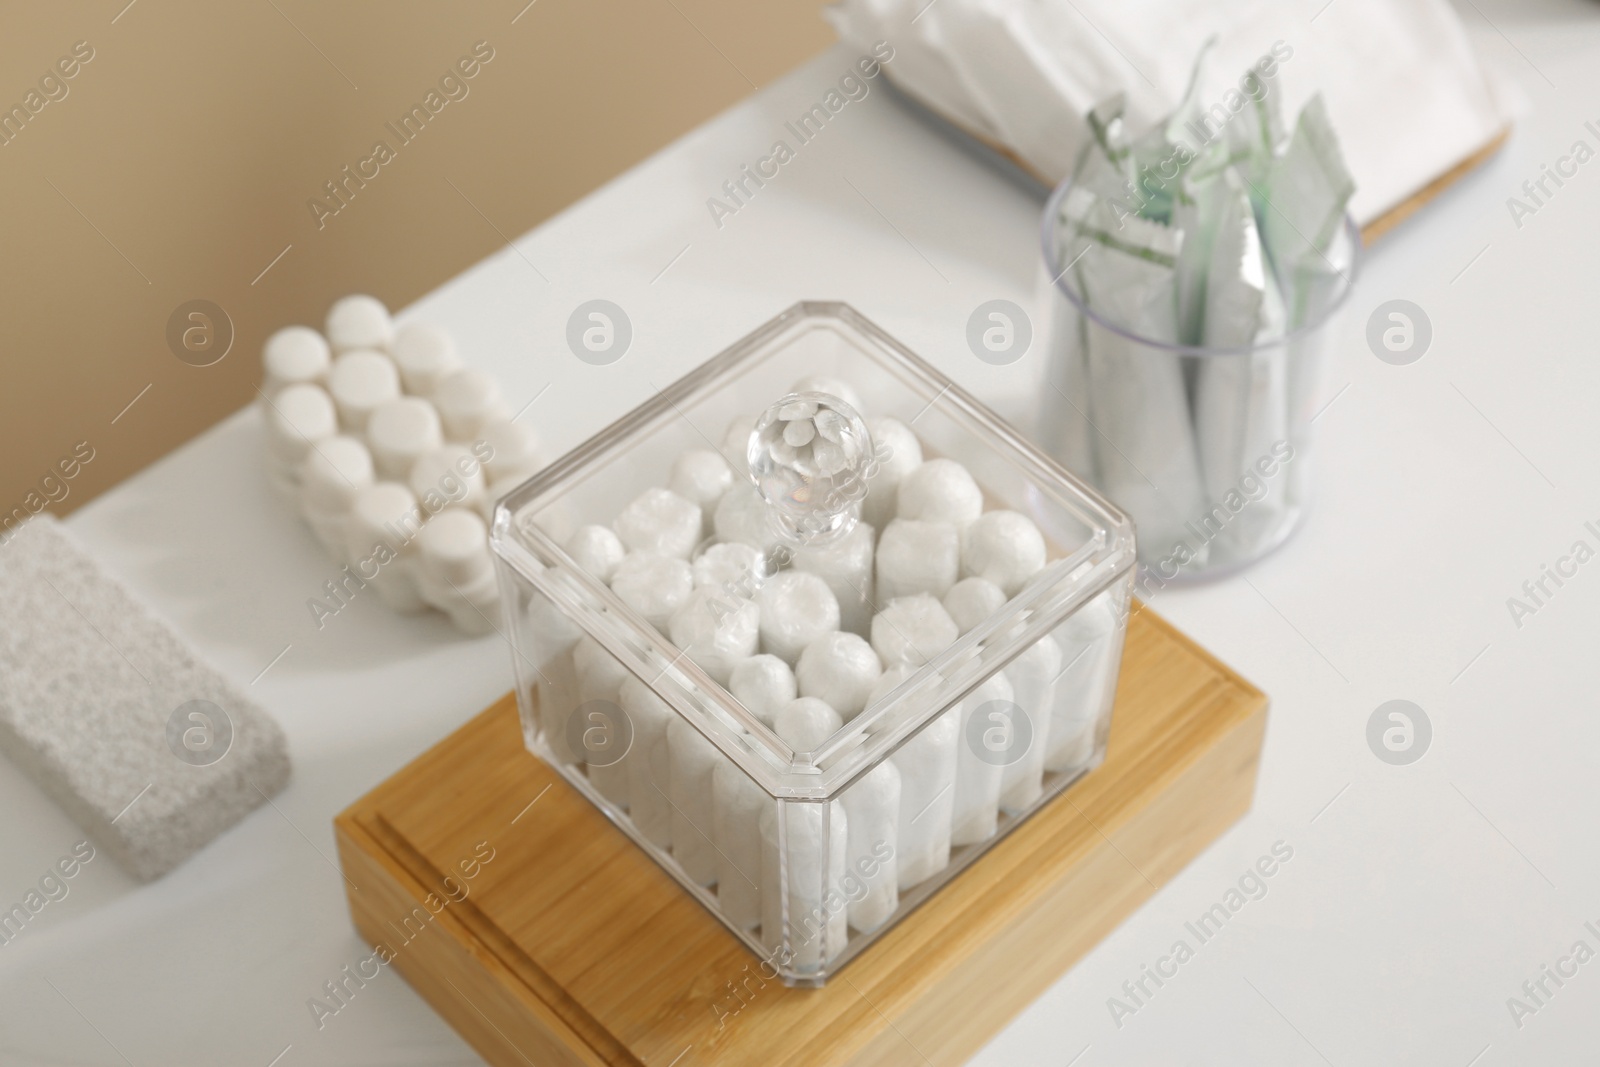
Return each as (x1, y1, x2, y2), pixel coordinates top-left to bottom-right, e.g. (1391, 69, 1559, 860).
(334, 603, 1268, 1067)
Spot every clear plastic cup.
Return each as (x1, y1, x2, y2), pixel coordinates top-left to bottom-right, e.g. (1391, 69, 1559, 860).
(1038, 178, 1359, 579)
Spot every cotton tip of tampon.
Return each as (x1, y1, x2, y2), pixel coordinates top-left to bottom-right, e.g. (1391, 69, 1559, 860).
(943, 577, 1007, 635)
(328, 350, 402, 432)
(669, 449, 735, 513)
(299, 434, 375, 514)
(614, 487, 702, 561)
(346, 482, 420, 551)
(326, 294, 394, 353)
(565, 524, 626, 583)
(871, 594, 959, 668)
(757, 571, 841, 665)
(266, 383, 338, 456)
(865, 662, 917, 713)
(796, 631, 883, 720)
(961, 510, 1047, 596)
(692, 541, 761, 593)
(367, 397, 444, 479)
(408, 444, 486, 510)
(790, 375, 864, 416)
(876, 518, 960, 600)
(433, 368, 507, 441)
(713, 484, 780, 553)
(611, 552, 694, 632)
(729, 654, 797, 727)
(390, 321, 460, 394)
(775, 696, 843, 751)
(668, 588, 760, 685)
(478, 420, 543, 484)
(864, 417, 922, 480)
(897, 458, 983, 527)
(416, 508, 489, 582)
(262, 325, 330, 386)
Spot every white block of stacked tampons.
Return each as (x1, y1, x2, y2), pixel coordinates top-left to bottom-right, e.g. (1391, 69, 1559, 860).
(434, 368, 509, 443)
(572, 635, 633, 808)
(297, 434, 374, 559)
(897, 458, 983, 527)
(619, 676, 674, 849)
(762, 698, 848, 965)
(840, 757, 900, 932)
(951, 670, 1014, 846)
(610, 553, 694, 633)
(728, 654, 796, 728)
(669, 588, 759, 685)
(565, 524, 626, 582)
(325, 294, 394, 354)
(669, 449, 734, 531)
(1045, 594, 1119, 773)
(796, 631, 882, 720)
(870, 594, 959, 668)
(873, 666, 958, 889)
(999, 632, 1062, 812)
(794, 520, 875, 636)
(261, 325, 330, 398)
(861, 417, 922, 531)
(614, 487, 702, 561)
(366, 397, 443, 481)
(263, 383, 338, 496)
(757, 571, 840, 665)
(328, 349, 401, 433)
(713, 752, 768, 929)
(876, 518, 960, 601)
(0, 517, 290, 881)
(344, 483, 428, 613)
(390, 321, 460, 395)
(409, 444, 487, 514)
(668, 713, 723, 886)
(961, 510, 1047, 596)
(414, 509, 499, 634)
(943, 577, 1006, 636)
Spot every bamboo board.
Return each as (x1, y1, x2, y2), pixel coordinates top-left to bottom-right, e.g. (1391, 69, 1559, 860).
(334, 603, 1268, 1066)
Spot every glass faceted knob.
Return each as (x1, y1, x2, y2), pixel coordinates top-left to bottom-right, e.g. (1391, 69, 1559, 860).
(748, 391, 873, 545)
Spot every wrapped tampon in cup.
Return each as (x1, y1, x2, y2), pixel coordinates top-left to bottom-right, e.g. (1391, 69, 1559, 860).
(490, 303, 1134, 986)
(1039, 78, 1357, 579)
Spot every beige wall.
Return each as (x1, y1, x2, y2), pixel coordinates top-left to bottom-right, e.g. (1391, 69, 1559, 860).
(0, 0, 832, 524)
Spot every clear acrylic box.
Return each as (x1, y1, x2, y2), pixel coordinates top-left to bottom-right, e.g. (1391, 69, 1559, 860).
(490, 303, 1136, 986)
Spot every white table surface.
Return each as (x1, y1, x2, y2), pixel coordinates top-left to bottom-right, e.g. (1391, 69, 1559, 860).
(6, 6, 1600, 1063)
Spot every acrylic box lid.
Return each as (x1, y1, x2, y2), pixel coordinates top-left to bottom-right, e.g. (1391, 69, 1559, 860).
(490, 302, 1135, 800)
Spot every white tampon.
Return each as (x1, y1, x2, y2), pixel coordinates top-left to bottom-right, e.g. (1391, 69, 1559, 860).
(713, 484, 781, 553)
(840, 759, 900, 932)
(896, 458, 983, 527)
(951, 671, 1015, 846)
(760, 800, 848, 970)
(478, 420, 545, 486)
(263, 383, 338, 484)
(943, 577, 1006, 635)
(261, 325, 330, 397)
(713, 756, 768, 929)
(668, 588, 759, 685)
(614, 487, 702, 561)
(796, 631, 882, 721)
(668, 715, 721, 886)
(610, 552, 694, 632)
(775, 696, 842, 751)
(961, 510, 1048, 596)
(1045, 594, 1119, 773)
(669, 449, 734, 529)
(343, 482, 428, 614)
(794, 520, 875, 636)
(327, 349, 401, 433)
(872, 666, 958, 889)
(390, 321, 460, 395)
(572, 635, 633, 808)
(433, 368, 510, 443)
(728, 654, 796, 727)
(861, 416, 922, 532)
(870, 594, 959, 669)
(409, 444, 488, 514)
(366, 397, 444, 481)
(999, 634, 1063, 813)
(299, 436, 374, 560)
(619, 676, 674, 849)
(414, 509, 498, 634)
(325, 294, 394, 354)
(757, 571, 840, 665)
(564, 524, 626, 583)
(692, 541, 761, 596)
(876, 518, 960, 601)
(790, 375, 864, 416)
(527, 590, 583, 765)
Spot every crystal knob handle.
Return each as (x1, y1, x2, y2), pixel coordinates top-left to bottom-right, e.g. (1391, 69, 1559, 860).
(748, 391, 873, 546)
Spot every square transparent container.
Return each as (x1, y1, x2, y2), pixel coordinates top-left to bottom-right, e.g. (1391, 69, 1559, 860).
(490, 302, 1136, 986)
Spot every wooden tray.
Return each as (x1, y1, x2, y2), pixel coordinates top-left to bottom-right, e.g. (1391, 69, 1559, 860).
(334, 603, 1267, 1066)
